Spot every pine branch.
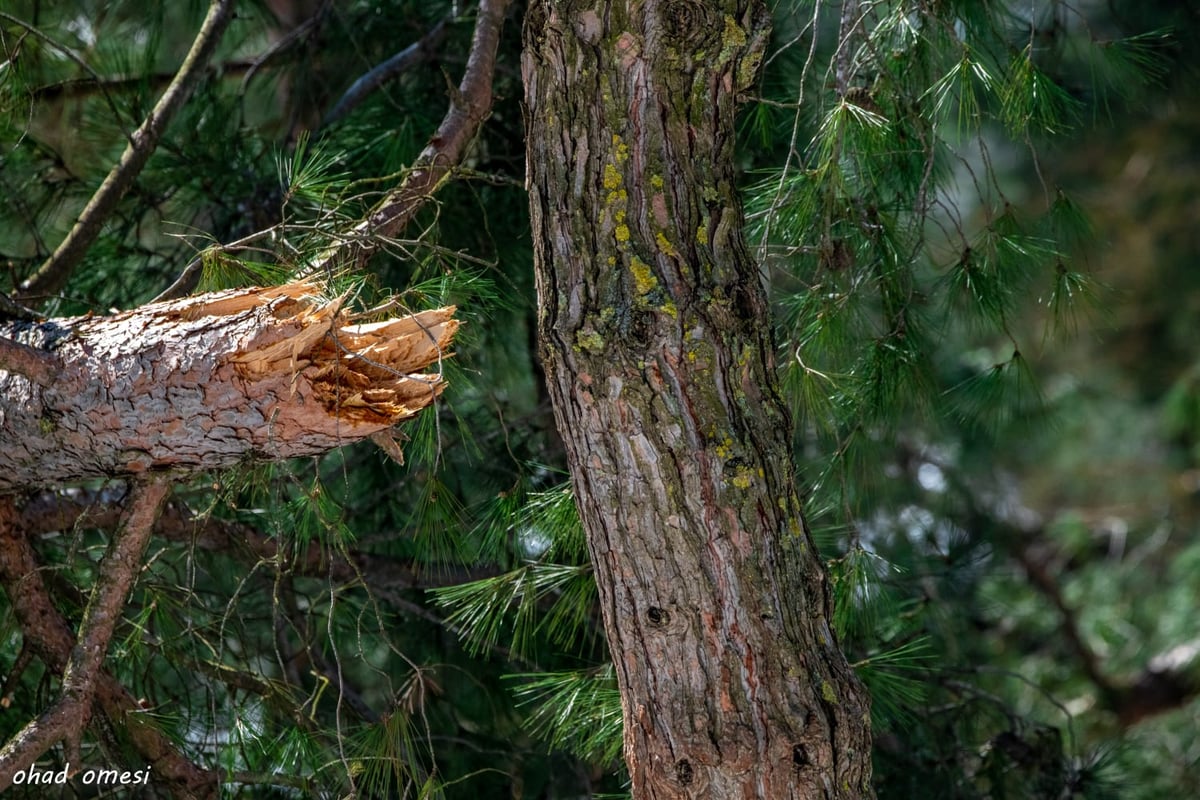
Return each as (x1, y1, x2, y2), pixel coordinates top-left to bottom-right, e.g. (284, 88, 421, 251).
(0, 11, 135, 135)
(18, 488, 498, 590)
(0, 482, 172, 792)
(154, 0, 511, 301)
(319, 17, 450, 131)
(1008, 540, 1114, 695)
(929, 452, 1200, 727)
(0, 291, 41, 323)
(303, 0, 513, 279)
(0, 495, 219, 799)
(15, 0, 237, 305)
(1012, 532, 1200, 726)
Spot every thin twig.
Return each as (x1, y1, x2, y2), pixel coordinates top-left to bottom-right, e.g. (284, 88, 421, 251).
(19, 488, 498, 589)
(319, 18, 449, 131)
(155, 1, 509, 301)
(835, 0, 862, 97)
(0, 495, 219, 799)
(0, 291, 41, 322)
(151, 225, 283, 303)
(16, 0, 237, 304)
(31, 60, 258, 103)
(0, 12, 134, 135)
(238, 0, 335, 100)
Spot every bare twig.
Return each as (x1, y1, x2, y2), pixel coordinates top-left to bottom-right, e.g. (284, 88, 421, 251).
(273, 579, 380, 723)
(239, 0, 334, 100)
(156, 0, 512, 301)
(150, 225, 283, 303)
(0, 291, 41, 322)
(0, 644, 33, 708)
(0, 496, 219, 798)
(31, 60, 260, 103)
(835, 0, 862, 97)
(16, 0, 236, 304)
(319, 18, 449, 131)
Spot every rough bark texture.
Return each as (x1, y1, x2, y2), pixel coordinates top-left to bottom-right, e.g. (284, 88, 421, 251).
(0, 282, 456, 492)
(523, 2, 874, 798)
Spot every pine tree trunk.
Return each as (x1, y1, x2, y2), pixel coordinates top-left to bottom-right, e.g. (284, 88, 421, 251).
(0, 283, 455, 492)
(522, 2, 874, 797)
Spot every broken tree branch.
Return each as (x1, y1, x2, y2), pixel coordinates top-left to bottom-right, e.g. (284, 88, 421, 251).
(16, 0, 236, 304)
(0, 281, 458, 492)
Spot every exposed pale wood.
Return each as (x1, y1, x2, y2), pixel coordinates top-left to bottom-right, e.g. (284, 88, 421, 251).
(0, 281, 456, 492)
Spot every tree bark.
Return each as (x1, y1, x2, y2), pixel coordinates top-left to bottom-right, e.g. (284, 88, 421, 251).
(0, 282, 456, 492)
(522, 2, 874, 798)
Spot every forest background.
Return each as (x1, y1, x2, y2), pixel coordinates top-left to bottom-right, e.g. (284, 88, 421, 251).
(1, 0, 1198, 797)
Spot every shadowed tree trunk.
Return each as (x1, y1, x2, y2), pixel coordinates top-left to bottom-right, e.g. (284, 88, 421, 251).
(522, 2, 874, 797)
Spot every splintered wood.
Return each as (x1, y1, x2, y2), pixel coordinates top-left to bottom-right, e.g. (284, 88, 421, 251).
(0, 281, 458, 491)
(228, 283, 457, 424)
